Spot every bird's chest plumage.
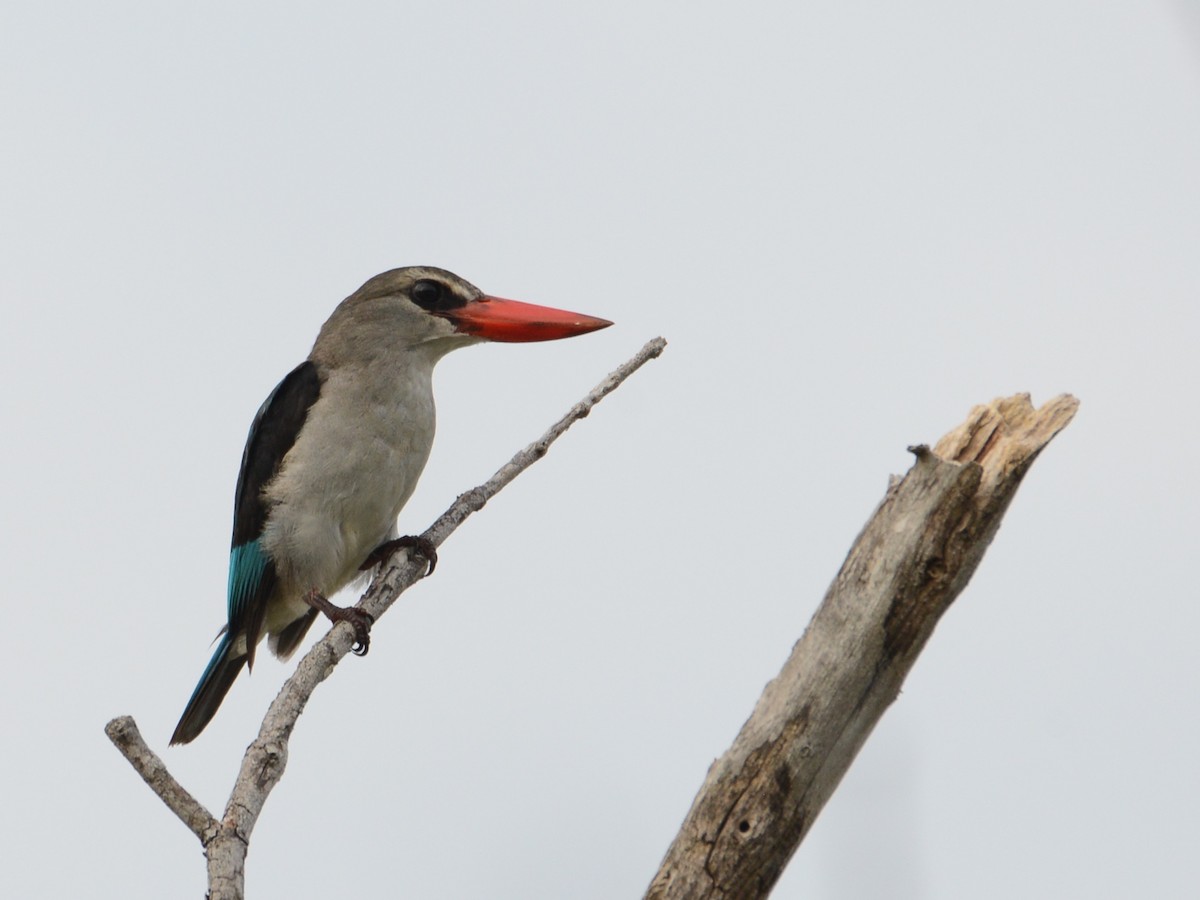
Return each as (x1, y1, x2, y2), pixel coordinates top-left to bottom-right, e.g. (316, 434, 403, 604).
(260, 364, 436, 596)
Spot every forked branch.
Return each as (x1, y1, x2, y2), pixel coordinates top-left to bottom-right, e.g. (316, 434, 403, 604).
(105, 336, 668, 900)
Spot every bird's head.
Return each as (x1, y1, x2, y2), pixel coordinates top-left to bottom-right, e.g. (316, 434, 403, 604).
(312, 266, 612, 365)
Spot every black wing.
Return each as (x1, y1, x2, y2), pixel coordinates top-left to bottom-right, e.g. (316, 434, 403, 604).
(226, 360, 322, 666)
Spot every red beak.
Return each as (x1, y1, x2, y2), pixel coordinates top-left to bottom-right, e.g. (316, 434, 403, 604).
(441, 296, 613, 343)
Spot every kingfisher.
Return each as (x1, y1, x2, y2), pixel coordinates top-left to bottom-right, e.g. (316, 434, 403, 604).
(170, 266, 611, 744)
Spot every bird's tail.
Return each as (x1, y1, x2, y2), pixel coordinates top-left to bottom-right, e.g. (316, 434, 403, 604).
(170, 634, 246, 745)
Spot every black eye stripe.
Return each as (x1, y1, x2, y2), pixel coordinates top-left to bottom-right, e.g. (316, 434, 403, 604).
(410, 278, 466, 313)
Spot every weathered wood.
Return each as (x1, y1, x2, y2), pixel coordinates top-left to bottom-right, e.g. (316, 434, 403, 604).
(645, 393, 1079, 900)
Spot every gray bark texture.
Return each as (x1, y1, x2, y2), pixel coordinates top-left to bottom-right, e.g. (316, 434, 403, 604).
(644, 392, 1078, 900)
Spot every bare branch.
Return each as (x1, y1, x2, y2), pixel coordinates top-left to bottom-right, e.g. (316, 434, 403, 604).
(105, 336, 668, 900)
(364, 334, 670, 622)
(645, 393, 1079, 900)
(224, 334, 667, 820)
(103, 716, 217, 842)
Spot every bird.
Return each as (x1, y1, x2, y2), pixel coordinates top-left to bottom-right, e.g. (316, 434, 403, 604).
(170, 266, 611, 744)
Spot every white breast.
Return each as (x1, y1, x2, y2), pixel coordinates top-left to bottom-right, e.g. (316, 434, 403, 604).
(259, 361, 437, 601)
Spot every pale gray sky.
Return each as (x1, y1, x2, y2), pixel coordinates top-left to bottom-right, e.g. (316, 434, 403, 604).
(3, 2, 1198, 897)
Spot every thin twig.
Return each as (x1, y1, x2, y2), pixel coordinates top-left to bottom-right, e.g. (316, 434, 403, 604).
(104, 716, 217, 842)
(225, 336, 668, 836)
(105, 336, 668, 900)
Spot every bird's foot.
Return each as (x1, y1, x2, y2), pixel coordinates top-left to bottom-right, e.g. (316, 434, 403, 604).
(359, 535, 438, 577)
(303, 588, 375, 656)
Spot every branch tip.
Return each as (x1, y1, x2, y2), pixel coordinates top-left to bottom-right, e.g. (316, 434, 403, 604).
(105, 714, 217, 842)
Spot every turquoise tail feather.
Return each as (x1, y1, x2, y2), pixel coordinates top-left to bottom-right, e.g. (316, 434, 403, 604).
(170, 634, 246, 745)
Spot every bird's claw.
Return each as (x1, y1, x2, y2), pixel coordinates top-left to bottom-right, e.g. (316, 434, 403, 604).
(360, 535, 438, 577)
(346, 609, 376, 656)
(303, 589, 376, 655)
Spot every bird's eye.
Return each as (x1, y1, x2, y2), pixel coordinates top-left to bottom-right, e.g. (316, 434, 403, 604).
(410, 279, 447, 311)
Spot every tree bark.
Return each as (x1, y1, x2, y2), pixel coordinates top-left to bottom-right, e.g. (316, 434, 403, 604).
(645, 393, 1078, 900)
